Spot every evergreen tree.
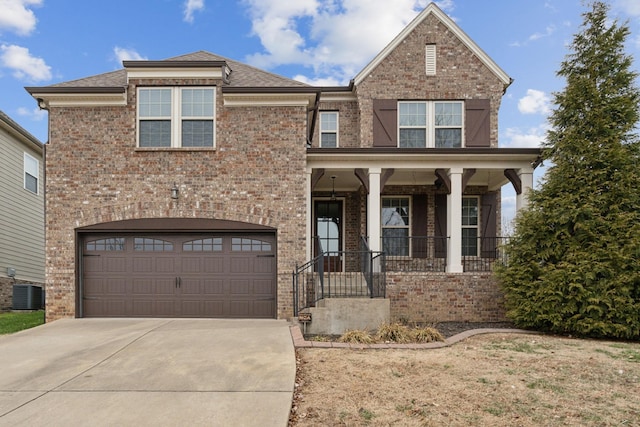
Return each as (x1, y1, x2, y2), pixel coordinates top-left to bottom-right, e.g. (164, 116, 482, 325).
(497, 1, 640, 339)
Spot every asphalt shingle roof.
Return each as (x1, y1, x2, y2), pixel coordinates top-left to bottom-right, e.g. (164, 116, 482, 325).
(47, 51, 311, 89)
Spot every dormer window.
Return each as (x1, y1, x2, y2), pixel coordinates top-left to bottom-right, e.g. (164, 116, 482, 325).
(137, 87, 215, 148)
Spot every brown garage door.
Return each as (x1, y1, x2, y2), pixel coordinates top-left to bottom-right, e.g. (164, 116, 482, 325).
(81, 233, 276, 318)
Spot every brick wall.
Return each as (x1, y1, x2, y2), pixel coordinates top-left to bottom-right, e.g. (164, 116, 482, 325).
(386, 272, 508, 323)
(45, 80, 307, 321)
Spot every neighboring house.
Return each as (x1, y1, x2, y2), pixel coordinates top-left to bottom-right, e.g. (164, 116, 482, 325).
(0, 110, 45, 311)
(27, 3, 540, 330)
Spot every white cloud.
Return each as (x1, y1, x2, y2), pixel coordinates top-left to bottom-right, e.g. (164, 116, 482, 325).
(293, 74, 341, 86)
(502, 124, 548, 148)
(518, 89, 551, 115)
(113, 47, 147, 63)
(242, 0, 427, 82)
(0, 44, 51, 81)
(184, 0, 205, 23)
(17, 105, 46, 120)
(0, 0, 41, 36)
(528, 25, 556, 41)
(616, 0, 640, 17)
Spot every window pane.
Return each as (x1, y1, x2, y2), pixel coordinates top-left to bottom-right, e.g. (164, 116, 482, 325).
(134, 238, 173, 251)
(139, 121, 171, 147)
(183, 238, 222, 252)
(435, 102, 462, 126)
(182, 120, 214, 147)
(399, 129, 426, 148)
(25, 173, 38, 193)
(462, 228, 478, 256)
(320, 133, 337, 148)
(399, 103, 426, 126)
(182, 88, 214, 117)
(435, 129, 462, 148)
(86, 238, 125, 251)
(320, 112, 337, 131)
(382, 228, 409, 256)
(462, 198, 478, 226)
(139, 89, 171, 117)
(231, 238, 271, 252)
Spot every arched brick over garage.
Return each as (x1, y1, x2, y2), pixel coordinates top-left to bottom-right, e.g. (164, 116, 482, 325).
(76, 218, 277, 318)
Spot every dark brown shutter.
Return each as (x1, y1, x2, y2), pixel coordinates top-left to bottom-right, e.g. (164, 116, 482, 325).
(373, 99, 397, 147)
(481, 192, 498, 258)
(434, 194, 447, 258)
(465, 99, 490, 147)
(411, 195, 428, 258)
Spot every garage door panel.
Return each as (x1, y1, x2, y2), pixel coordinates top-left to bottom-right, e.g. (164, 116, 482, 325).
(202, 279, 225, 295)
(105, 279, 126, 295)
(252, 279, 275, 295)
(230, 279, 250, 295)
(229, 257, 250, 274)
(132, 257, 153, 273)
(82, 232, 276, 318)
(254, 258, 275, 273)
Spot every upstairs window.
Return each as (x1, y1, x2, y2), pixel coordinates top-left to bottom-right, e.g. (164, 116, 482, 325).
(24, 153, 39, 194)
(138, 87, 215, 148)
(319, 111, 338, 148)
(398, 101, 463, 148)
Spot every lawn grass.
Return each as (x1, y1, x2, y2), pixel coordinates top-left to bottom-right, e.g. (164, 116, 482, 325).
(0, 310, 45, 335)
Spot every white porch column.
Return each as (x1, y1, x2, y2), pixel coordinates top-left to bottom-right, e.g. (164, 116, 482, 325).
(305, 168, 313, 262)
(517, 168, 534, 212)
(367, 168, 382, 252)
(447, 168, 463, 273)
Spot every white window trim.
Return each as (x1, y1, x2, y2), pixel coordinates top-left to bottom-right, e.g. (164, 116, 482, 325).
(23, 152, 39, 194)
(319, 111, 339, 148)
(137, 87, 216, 148)
(462, 196, 479, 257)
(381, 196, 412, 257)
(397, 100, 464, 148)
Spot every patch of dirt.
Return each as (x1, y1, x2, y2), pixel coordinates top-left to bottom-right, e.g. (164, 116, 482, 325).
(289, 333, 640, 426)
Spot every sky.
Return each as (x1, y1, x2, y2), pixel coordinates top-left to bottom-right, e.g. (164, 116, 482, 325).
(1, 0, 639, 228)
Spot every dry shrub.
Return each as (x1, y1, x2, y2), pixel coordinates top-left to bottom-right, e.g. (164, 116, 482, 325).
(376, 322, 413, 343)
(338, 329, 374, 344)
(412, 326, 445, 343)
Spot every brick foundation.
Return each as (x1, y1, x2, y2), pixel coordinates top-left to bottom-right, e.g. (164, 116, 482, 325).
(386, 272, 507, 323)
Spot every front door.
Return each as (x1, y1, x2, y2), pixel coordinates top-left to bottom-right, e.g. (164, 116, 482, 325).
(314, 200, 343, 272)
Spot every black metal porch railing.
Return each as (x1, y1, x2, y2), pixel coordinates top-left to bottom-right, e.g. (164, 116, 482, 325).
(462, 236, 510, 272)
(382, 236, 449, 272)
(292, 237, 386, 316)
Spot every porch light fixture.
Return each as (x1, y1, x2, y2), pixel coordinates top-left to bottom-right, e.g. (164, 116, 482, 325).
(171, 183, 179, 200)
(330, 176, 337, 200)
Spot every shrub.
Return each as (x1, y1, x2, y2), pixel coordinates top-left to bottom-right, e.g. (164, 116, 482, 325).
(338, 329, 374, 344)
(376, 322, 413, 343)
(412, 326, 445, 343)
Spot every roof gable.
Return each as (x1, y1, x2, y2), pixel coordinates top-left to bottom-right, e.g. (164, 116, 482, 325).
(352, 3, 511, 87)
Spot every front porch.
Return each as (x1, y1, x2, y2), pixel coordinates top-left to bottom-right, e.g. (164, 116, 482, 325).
(292, 235, 510, 335)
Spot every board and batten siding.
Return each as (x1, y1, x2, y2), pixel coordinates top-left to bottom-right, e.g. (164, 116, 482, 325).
(0, 118, 45, 284)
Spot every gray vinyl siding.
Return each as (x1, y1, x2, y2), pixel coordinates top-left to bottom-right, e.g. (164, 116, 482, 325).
(0, 124, 44, 283)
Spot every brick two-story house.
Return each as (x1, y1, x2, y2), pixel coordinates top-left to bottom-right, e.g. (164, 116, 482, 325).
(27, 3, 540, 330)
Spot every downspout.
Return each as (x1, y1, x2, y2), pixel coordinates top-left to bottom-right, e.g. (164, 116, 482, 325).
(307, 90, 321, 146)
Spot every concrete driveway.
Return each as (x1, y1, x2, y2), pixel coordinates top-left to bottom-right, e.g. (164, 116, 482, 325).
(0, 318, 296, 426)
